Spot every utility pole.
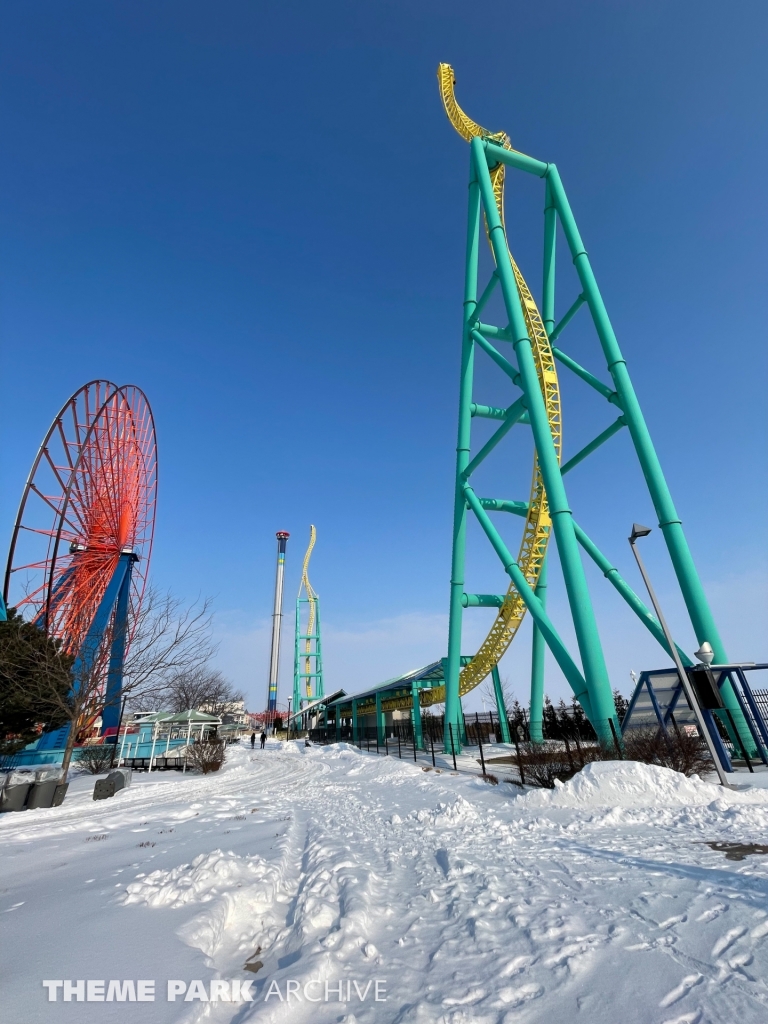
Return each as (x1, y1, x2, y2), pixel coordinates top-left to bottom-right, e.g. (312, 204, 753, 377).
(266, 531, 289, 727)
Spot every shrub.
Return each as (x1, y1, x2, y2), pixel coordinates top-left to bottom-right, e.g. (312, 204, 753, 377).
(518, 742, 583, 788)
(621, 726, 710, 777)
(516, 726, 710, 788)
(76, 744, 116, 774)
(185, 740, 226, 774)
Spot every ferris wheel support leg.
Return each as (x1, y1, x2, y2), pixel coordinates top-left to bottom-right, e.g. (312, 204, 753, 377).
(40, 552, 135, 757)
(102, 554, 137, 735)
(546, 165, 751, 752)
(472, 139, 617, 748)
(444, 153, 482, 755)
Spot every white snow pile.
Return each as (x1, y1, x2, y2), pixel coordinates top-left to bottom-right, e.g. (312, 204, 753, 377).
(520, 760, 728, 809)
(121, 848, 281, 909)
(409, 794, 480, 827)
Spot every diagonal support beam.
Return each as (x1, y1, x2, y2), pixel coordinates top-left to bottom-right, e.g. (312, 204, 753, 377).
(464, 486, 592, 713)
(470, 328, 522, 386)
(472, 272, 499, 322)
(462, 396, 527, 479)
(552, 347, 619, 404)
(549, 293, 586, 343)
(572, 521, 692, 667)
(561, 416, 626, 476)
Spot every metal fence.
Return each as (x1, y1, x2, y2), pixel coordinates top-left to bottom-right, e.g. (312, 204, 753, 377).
(308, 702, 603, 749)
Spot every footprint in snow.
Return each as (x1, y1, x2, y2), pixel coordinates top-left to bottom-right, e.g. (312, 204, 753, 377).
(661, 1011, 702, 1024)
(658, 914, 687, 930)
(494, 983, 543, 1008)
(659, 974, 702, 1008)
(695, 903, 726, 923)
(711, 926, 747, 958)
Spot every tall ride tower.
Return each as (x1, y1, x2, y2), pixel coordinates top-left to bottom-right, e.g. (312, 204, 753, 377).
(293, 525, 324, 724)
(426, 64, 751, 754)
(266, 531, 289, 717)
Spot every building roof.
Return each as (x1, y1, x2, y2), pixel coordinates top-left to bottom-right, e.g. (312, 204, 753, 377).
(324, 658, 474, 709)
(289, 689, 346, 721)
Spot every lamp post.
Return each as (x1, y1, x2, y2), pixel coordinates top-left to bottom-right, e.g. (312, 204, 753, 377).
(628, 524, 731, 788)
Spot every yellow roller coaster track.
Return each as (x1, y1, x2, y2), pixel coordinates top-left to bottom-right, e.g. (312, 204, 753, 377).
(420, 65, 562, 708)
(299, 525, 318, 698)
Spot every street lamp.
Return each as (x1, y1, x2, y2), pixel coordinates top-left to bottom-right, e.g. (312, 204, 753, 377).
(628, 523, 731, 788)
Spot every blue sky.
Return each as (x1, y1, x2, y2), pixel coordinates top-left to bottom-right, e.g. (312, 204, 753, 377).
(1, 0, 766, 714)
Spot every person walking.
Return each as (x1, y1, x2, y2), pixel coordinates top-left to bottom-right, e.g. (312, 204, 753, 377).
(260, 730, 267, 750)
(250, 732, 256, 749)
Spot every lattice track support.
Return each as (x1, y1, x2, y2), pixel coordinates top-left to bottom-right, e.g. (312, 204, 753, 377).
(442, 113, 751, 753)
(293, 596, 325, 717)
(293, 525, 325, 728)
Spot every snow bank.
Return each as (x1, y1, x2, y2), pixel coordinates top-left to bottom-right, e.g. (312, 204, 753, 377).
(122, 848, 281, 909)
(409, 794, 480, 827)
(519, 760, 726, 810)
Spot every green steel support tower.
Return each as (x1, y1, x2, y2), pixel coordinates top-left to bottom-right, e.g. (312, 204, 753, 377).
(428, 64, 750, 754)
(293, 525, 324, 728)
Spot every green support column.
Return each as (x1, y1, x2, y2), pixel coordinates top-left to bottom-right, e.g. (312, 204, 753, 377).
(472, 138, 617, 746)
(335, 709, 341, 743)
(529, 177, 556, 745)
(547, 165, 750, 749)
(411, 683, 424, 750)
(529, 557, 547, 743)
(444, 153, 482, 754)
(352, 700, 358, 746)
(375, 690, 385, 747)
(490, 665, 511, 743)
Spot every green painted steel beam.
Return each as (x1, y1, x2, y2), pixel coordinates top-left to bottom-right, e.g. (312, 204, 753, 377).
(473, 137, 613, 742)
(411, 682, 424, 750)
(474, 322, 512, 341)
(462, 593, 507, 607)
(478, 498, 529, 516)
(472, 273, 499, 322)
(561, 416, 627, 476)
(462, 396, 527, 478)
(531, 181, 557, 745)
(444, 149, 482, 755)
(464, 484, 593, 715)
(471, 329, 522, 386)
(549, 293, 586, 343)
(470, 403, 507, 420)
(375, 689, 385, 746)
(573, 521, 692, 667)
(483, 140, 549, 178)
(491, 664, 512, 743)
(552, 346, 619, 403)
(547, 163, 749, 747)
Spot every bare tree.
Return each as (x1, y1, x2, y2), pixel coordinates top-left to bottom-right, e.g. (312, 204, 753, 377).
(479, 673, 515, 715)
(121, 588, 217, 708)
(159, 666, 242, 717)
(1, 588, 218, 782)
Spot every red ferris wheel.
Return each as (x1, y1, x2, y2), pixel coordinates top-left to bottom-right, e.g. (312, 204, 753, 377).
(3, 380, 157, 741)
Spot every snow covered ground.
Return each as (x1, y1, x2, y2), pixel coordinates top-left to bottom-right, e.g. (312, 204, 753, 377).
(3, 742, 768, 1024)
